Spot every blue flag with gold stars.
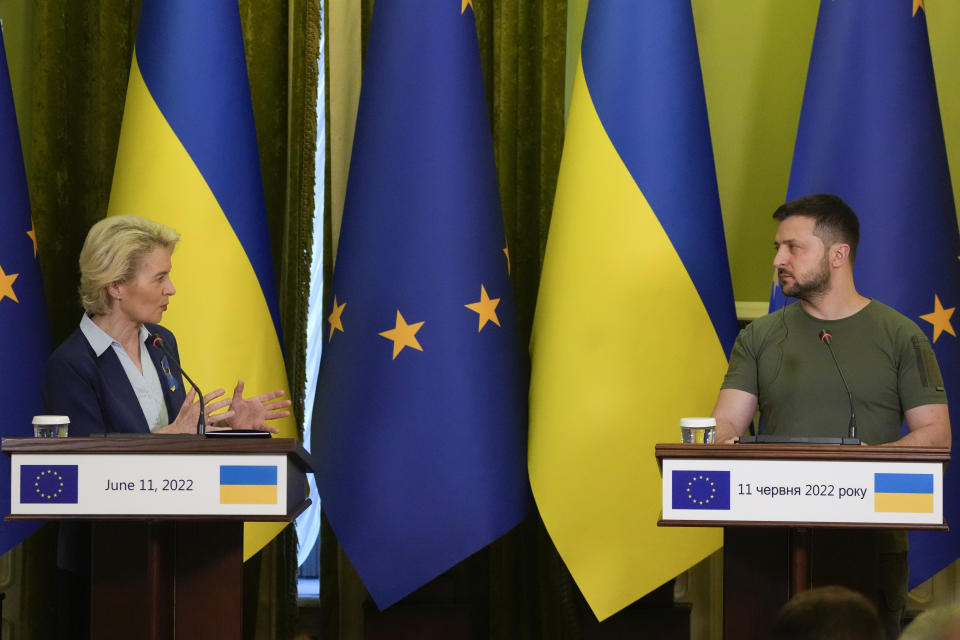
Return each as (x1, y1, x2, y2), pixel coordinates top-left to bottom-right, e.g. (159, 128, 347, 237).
(310, 0, 527, 608)
(671, 471, 731, 511)
(773, 0, 960, 586)
(20, 466, 78, 504)
(0, 30, 49, 553)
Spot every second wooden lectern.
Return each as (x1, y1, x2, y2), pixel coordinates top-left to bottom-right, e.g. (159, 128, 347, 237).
(657, 443, 949, 639)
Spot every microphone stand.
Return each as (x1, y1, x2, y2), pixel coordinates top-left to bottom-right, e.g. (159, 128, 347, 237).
(818, 330, 858, 442)
(150, 334, 205, 435)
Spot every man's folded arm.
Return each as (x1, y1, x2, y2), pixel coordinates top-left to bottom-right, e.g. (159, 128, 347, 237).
(712, 388, 758, 444)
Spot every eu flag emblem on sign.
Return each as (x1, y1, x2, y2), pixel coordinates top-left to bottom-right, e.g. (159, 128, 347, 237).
(671, 470, 730, 510)
(20, 465, 78, 504)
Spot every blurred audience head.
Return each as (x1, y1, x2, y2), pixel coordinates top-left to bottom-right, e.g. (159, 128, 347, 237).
(770, 585, 883, 640)
(899, 602, 960, 640)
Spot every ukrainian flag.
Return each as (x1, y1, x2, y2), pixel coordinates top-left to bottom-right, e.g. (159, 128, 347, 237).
(874, 473, 935, 514)
(107, 0, 296, 559)
(529, 2, 738, 619)
(220, 465, 279, 505)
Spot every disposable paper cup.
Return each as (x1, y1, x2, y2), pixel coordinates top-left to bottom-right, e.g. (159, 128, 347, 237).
(680, 417, 715, 444)
(33, 415, 69, 438)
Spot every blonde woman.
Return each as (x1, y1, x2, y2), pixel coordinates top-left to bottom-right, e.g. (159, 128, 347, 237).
(42, 214, 290, 435)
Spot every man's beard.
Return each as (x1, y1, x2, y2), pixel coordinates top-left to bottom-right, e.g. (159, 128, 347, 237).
(779, 255, 831, 301)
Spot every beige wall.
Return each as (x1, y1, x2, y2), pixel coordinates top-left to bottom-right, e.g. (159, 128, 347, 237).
(927, 0, 960, 261)
(693, 1, 818, 302)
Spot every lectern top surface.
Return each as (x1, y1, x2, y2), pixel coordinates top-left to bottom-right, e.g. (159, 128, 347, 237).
(1, 436, 314, 471)
(655, 443, 949, 463)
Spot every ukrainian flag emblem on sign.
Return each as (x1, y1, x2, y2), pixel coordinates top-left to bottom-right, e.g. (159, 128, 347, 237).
(219, 465, 278, 505)
(874, 473, 934, 514)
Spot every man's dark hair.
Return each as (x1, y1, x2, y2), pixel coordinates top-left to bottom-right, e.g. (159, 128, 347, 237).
(770, 586, 884, 640)
(773, 194, 860, 264)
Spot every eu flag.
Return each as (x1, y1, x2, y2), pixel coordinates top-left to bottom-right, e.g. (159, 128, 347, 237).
(310, 2, 528, 608)
(775, 0, 960, 586)
(671, 471, 731, 511)
(19, 465, 78, 504)
(0, 29, 49, 553)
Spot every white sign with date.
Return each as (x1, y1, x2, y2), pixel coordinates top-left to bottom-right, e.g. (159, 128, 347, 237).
(10, 453, 290, 517)
(661, 458, 944, 526)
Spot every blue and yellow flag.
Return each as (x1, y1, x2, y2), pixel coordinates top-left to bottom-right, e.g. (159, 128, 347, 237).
(0, 29, 49, 554)
(529, 2, 738, 619)
(874, 473, 935, 514)
(219, 465, 278, 505)
(311, 1, 528, 609)
(107, 0, 296, 559)
(774, 0, 960, 586)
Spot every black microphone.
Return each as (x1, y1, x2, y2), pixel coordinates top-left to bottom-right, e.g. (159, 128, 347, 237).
(818, 329, 857, 440)
(149, 333, 205, 435)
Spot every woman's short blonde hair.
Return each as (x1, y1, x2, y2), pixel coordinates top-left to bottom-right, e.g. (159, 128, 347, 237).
(78, 215, 180, 315)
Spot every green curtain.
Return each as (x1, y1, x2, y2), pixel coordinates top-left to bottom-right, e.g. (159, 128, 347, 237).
(319, 1, 572, 638)
(11, 1, 319, 637)
(29, 0, 140, 346)
(475, 2, 574, 638)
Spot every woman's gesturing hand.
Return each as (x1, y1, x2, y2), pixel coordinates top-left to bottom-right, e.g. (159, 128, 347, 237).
(158, 388, 234, 434)
(208, 380, 291, 433)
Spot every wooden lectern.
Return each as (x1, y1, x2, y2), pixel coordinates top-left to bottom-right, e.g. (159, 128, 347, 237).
(656, 443, 949, 639)
(3, 436, 313, 639)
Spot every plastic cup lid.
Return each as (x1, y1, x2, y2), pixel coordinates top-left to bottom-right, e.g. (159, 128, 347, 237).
(32, 415, 70, 425)
(680, 417, 716, 428)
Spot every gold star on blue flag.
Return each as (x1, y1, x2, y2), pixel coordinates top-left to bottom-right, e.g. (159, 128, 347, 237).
(0, 31, 50, 553)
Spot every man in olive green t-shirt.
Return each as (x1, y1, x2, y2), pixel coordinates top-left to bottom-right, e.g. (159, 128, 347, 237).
(722, 299, 945, 444)
(712, 194, 951, 640)
(713, 194, 949, 447)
